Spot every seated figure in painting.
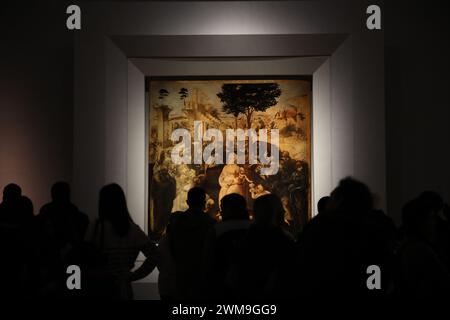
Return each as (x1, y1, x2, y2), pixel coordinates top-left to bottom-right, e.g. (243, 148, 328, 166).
(218, 154, 251, 204)
(172, 164, 196, 212)
(151, 166, 176, 237)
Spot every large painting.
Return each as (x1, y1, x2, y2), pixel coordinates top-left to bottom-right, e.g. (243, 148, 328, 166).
(148, 78, 312, 238)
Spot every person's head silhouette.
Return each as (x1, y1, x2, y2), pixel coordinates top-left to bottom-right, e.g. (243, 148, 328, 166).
(2, 183, 22, 203)
(402, 191, 443, 242)
(220, 193, 248, 221)
(329, 177, 373, 218)
(317, 196, 330, 215)
(99, 183, 132, 237)
(186, 187, 206, 211)
(253, 194, 284, 227)
(51, 181, 71, 203)
(417, 191, 444, 214)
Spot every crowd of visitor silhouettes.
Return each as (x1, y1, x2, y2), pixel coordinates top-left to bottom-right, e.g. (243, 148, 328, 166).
(0, 178, 449, 300)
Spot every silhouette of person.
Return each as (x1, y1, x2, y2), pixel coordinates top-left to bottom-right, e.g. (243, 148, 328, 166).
(232, 194, 296, 300)
(29, 182, 88, 297)
(1, 183, 22, 202)
(0, 184, 32, 299)
(0, 183, 23, 225)
(396, 192, 450, 298)
(168, 187, 216, 300)
(297, 195, 331, 240)
(296, 177, 374, 298)
(360, 209, 397, 295)
(157, 211, 182, 301)
(436, 203, 450, 270)
(88, 183, 158, 300)
(204, 193, 251, 299)
(38, 182, 89, 251)
(317, 196, 331, 216)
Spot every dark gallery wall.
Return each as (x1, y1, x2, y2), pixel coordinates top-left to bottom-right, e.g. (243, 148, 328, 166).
(385, 1, 450, 221)
(0, 2, 73, 211)
(0, 1, 449, 221)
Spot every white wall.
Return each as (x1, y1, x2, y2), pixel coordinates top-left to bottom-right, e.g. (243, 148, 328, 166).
(313, 36, 386, 212)
(330, 38, 355, 187)
(104, 38, 128, 189)
(312, 59, 332, 212)
(352, 33, 386, 209)
(127, 62, 146, 229)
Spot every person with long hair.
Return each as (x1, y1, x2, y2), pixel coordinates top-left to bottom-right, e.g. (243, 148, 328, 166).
(89, 183, 158, 299)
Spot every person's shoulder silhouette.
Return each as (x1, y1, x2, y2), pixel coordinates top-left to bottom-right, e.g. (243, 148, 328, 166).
(206, 193, 250, 299)
(168, 187, 215, 299)
(16, 196, 34, 225)
(232, 194, 296, 300)
(296, 177, 375, 298)
(38, 182, 89, 245)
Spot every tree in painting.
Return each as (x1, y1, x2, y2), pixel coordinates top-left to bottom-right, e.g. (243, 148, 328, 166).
(217, 83, 282, 129)
(158, 88, 169, 100)
(156, 88, 171, 147)
(178, 87, 189, 106)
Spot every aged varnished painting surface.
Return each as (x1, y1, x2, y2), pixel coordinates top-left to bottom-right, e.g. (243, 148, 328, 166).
(148, 79, 311, 237)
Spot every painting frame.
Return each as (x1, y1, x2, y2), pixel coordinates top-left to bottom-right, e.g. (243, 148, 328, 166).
(146, 75, 313, 239)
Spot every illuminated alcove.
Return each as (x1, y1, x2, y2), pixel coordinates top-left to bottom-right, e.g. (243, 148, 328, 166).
(73, 1, 384, 299)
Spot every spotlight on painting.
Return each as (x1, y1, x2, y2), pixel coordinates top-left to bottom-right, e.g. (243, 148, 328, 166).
(147, 78, 312, 238)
